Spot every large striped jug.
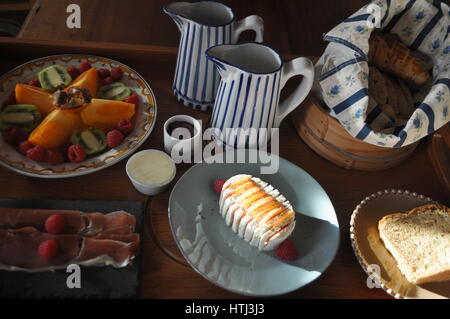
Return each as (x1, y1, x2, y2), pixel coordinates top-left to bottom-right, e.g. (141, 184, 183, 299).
(164, 1, 263, 111)
(206, 42, 314, 149)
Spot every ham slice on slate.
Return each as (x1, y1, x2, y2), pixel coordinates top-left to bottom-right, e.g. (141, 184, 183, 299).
(77, 234, 140, 267)
(0, 208, 136, 236)
(0, 208, 85, 234)
(0, 208, 139, 271)
(82, 211, 136, 236)
(0, 227, 80, 270)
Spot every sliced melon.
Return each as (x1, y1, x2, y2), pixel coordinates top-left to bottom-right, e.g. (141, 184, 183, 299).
(15, 84, 55, 116)
(80, 98, 135, 130)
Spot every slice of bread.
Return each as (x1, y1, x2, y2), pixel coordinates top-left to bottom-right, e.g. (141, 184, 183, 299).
(369, 66, 389, 105)
(378, 204, 450, 285)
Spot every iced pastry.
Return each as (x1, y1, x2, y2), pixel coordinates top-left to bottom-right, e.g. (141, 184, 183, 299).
(219, 174, 296, 251)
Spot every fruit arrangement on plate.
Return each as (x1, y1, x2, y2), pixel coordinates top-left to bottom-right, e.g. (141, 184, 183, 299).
(1, 61, 139, 165)
(0, 55, 157, 178)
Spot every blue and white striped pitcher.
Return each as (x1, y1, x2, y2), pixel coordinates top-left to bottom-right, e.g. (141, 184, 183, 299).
(206, 42, 314, 149)
(164, 1, 264, 111)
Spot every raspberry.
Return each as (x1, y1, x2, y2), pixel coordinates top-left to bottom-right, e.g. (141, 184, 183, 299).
(101, 76, 114, 86)
(68, 144, 86, 163)
(19, 140, 34, 155)
(276, 239, 298, 261)
(66, 66, 81, 79)
(106, 129, 124, 148)
(79, 61, 92, 73)
(28, 78, 41, 87)
(117, 119, 133, 135)
(111, 67, 123, 81)
(45, 149, 65, 165)
(213, 179, 226, 193)
(2, 126, 20, 144)
(26, 145, 46, 162)
(124, 93, 139, 105)
(45, 214, 65, 234)
(98, 68, 111, 79)
(38, 240, 59, 261)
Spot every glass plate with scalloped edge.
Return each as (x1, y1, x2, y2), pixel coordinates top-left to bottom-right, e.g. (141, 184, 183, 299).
(168, 152, 340, 296)
(0, 54, 157, 178)
(350, 189, 449, 299)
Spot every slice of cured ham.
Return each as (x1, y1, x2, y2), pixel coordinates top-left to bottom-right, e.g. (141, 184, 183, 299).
(0, 208, 136, 236)
(0, 228, 140, 271)
(0, 227, 80, 270)
(76, 234, 140, 267)
(0, 208, 140, 272)
(82, 211, 136, 236)
(0, 208, 85, 234)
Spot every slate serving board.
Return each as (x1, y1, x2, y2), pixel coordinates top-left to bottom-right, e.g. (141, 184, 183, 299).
(0, 199, 144, 299)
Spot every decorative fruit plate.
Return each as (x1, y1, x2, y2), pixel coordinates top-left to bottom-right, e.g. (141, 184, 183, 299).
(0, 54, 157, 178)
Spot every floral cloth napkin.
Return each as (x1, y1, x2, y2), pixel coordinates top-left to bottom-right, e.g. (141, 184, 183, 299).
(316, 0, 449, 147)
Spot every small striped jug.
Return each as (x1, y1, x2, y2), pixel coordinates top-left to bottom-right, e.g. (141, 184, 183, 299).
(206, 42, 314, 149)
(164, 1, 264, 111)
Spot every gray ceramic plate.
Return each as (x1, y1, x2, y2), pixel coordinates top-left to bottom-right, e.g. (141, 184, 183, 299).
(168, 152, 340, 296)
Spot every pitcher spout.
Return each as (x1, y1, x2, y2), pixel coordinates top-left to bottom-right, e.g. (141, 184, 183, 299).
(163, 2, 192, 32)
(206, 42, 282, 75)
(163, 1, 234, 31)
(205, 45, 235, 75)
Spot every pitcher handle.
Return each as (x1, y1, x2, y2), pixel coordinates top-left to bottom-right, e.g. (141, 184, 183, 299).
(232, 15, 264, 43)
(274, 57, 314, 127)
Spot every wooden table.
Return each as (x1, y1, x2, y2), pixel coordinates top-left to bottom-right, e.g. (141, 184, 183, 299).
(1, 0, 448, 299)
(18, 0, 368, 56)
(0, 37, 448, 299)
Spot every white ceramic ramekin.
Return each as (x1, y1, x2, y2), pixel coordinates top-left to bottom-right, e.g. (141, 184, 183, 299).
(125, 149, 176, 196)
(163, 115, 202, 156)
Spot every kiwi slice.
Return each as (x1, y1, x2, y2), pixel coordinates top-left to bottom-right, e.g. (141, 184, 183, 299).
(0, 104, 41, 131)
(38, 65, 72, 92)
(98, 82, 131, 101)
(71, 128, 106, 155)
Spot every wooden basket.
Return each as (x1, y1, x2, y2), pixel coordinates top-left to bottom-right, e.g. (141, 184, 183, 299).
(291, 93, 418, 171)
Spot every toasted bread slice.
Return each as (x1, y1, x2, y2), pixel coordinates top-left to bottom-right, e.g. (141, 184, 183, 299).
(396, 78, 415, 120)
(378, 204, 450, 284)
(369, 32, 431, 85)
(369, 66, 389, 105)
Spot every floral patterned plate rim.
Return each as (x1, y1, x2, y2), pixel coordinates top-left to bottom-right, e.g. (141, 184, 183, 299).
(0, 54, 157, 178)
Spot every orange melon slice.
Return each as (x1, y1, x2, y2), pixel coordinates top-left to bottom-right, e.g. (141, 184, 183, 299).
(28, 108, 86, 150)
(80, 98, 135, 130)
(15, 84, 54, 116)
(65, 67, 99, 97)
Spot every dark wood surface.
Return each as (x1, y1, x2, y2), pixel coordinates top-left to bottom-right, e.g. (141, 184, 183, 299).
(18, 0, 368, 56)
(2, 0, 448, 299)
(0, 37, 448, 299)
